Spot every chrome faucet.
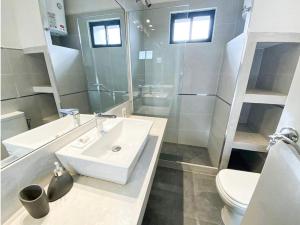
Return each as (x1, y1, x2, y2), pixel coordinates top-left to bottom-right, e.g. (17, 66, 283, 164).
(94, 113, 117, 134)
(59, 108, 80, 127)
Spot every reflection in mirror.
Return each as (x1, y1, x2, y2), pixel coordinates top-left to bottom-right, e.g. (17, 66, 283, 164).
(49, 0, 129, 113)
(1, 0, 129, 168)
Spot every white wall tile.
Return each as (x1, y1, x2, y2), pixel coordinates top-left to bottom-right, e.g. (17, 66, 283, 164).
(0, 99, 18, 114)
(179, 95, 215, 113)
(1, 75, 18, 100)
(164, 128, 178, 143)
(14, 73, 34, 97)
(179, 113, 212, 132)
(60, 92, 91, 114)
(207, 98, 230, 167)
(178, 129, 210, 147)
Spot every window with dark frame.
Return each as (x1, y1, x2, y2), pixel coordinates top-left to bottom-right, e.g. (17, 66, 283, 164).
(89, 19, 122, 48)
(170, 9, 215, 44)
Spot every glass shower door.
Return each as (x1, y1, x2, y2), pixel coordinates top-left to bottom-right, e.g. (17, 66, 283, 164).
(78, 9, 129, 113)
(129, 4, 190, 163)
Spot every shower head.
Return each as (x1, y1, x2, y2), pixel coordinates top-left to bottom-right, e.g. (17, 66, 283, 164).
(136, 0, 152, 8)
(145, 0, 151, 8)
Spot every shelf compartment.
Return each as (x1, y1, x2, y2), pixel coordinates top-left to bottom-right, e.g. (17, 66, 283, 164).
(33, 86, 54, 94)
(244, 89, 287, 105)
(234, 102, 283, 152)
(233, 128, 269, 152)
(246, 42, 299, 97)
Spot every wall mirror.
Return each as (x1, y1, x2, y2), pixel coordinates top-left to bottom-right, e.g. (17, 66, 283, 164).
(0, 0, 129, 168)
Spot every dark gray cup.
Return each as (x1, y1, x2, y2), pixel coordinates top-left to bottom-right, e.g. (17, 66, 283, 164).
(19, 184, 50, 218)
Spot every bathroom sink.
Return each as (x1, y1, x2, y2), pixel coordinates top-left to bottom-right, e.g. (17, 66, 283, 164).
(55, 118, 153, 184)
(3, 114, 94, 156)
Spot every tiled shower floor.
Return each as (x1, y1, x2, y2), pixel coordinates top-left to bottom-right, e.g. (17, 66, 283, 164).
(142, 167, 224, 225)
(160, 142, 213, 167)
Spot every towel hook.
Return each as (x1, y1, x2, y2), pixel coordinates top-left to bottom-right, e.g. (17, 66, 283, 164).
(268, 127, 300, 153)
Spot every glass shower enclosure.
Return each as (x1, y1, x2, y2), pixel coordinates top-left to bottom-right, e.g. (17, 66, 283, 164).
(128, 4, 216, 168)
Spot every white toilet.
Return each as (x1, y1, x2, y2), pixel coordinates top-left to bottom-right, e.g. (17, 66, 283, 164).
(216, 169, 260, 225)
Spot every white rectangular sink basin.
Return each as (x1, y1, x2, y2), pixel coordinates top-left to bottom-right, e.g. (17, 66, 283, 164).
(3, 114, 94, 156)
(55, 118, 153, 184)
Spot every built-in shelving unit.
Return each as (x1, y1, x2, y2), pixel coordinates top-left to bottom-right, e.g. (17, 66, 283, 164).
(22, 45, 62, 116)
(223, 41, 299, 168)
(244, 89, 287, 105)
(233, 125, 269, 152)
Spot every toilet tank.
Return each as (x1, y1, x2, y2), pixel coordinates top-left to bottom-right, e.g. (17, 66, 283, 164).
(1, 111, 28, 141)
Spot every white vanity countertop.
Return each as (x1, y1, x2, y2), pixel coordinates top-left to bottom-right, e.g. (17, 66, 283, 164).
(4, 116, 167, 225)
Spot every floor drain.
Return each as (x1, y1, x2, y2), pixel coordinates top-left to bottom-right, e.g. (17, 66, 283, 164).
(112, 145, 121, 152)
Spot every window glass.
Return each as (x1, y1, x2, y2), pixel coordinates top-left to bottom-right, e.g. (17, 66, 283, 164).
(173, 18, 190, 42)
(170, 9, 215, 44)
(107, 25, 121, 45)
(89, 19, 122, 47)
(191, 16, 210, 41)
(93, 25, 106, 45)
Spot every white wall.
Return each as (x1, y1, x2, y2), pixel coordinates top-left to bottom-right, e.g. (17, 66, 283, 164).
(48, 45, 87, 95)
(241, 142, 300, 225)
(13, 0, 46, 48)
(249, 0, 300, 33)
(278, 57, 300, 146)
(1, 0, 21, 48)
(1, 0, 47, 49)
(64, 0, 119, 15)
(216, 33, 246, 104)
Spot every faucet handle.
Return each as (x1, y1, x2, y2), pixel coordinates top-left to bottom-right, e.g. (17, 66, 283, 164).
(94, 112, 117, 118)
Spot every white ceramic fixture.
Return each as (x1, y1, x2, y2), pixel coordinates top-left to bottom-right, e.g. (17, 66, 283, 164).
(1, 111, 28, 141)
(1, 111, 28, 166)
(55, 118, 153, 184)
(3, 114, 94, 156)
(216, 169, 260, 225)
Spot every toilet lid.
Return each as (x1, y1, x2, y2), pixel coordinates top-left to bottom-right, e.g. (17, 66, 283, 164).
(217, 169, 260, 206)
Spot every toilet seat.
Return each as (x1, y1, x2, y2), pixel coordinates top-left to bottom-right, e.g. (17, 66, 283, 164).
(216, 178, 248, 212)
(216, 169, 260, 211)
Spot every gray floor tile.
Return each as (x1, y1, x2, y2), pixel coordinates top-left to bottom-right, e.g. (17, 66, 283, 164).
(194, 192, 223, 224)
(193, 173, 218, 194)
(142, 167, 223, 225)
(160, 142, 213, 167)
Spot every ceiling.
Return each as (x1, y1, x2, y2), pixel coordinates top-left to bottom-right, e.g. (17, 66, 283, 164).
(64, 0, 120, 15)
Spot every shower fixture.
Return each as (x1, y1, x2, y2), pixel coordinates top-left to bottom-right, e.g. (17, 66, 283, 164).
(136, 0, 152, 8)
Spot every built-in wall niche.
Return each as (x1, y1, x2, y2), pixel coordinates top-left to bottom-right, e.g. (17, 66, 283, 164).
(22, 49, 60, 123)
(228, 149, 267, 173)
(23, 50, 55, 94)
(233, 103, 283, 153)
(245, 42, 300, 105)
